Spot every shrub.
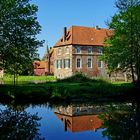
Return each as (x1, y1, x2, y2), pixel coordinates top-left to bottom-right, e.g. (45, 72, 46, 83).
(57, 73, 91, 83)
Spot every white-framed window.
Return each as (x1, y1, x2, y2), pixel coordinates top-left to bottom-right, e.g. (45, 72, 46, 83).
(98, 60, 103, 68)
(98, 47, 103, 54)
(88, 47, 92, 53)
(57, 48, 61, 55)
(56, 59, 62, 69)
(76, 47, 81, 53)
(76, 58, 82, 68)
(64, 59, 70, 68)
(87, 58, 92, 68)
(65, 47, 69, 54)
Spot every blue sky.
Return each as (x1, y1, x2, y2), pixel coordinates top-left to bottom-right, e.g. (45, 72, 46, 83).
(32, 0, 117, 58)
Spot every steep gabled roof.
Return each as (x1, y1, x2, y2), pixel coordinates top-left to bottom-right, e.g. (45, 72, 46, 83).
(54, 26, 112, 47)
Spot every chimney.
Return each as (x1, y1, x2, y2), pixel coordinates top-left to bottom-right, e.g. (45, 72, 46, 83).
(63, 27, 67, 42)
(95, 25, 100, 30)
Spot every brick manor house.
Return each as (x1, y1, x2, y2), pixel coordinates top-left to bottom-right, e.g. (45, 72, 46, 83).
(34, 25, 115, 79)
(51, 26, 112, 79)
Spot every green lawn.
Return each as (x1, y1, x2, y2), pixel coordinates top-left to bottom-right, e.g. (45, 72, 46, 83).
(0, 75, 56, 83)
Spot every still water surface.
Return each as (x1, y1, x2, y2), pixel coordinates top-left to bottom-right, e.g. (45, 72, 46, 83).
(0, 101, 140, 140)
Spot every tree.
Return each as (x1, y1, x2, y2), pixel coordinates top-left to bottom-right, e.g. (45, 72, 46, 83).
(0, 0, 44, 84)
(103, 0, 140, 84)
(100, 101, 140, 140)
(0, 107, 44, 140)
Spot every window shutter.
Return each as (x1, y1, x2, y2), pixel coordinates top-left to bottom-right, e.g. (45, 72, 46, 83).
(60, 60, 62, 68)
(64, 59, 65, 68)
(56, 60, 58, 68)
(68, 59, 70, 68)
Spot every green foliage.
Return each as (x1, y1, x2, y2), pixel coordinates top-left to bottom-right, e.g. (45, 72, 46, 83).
(57, 73, 92, 83)
(100, 101, 140, 140)
(1, 75, 56, 83)
(0, 0, 44, 82)
(0, 107, 44, 140)
(103, 0, 140, 83)
(0, 77, 134, 102)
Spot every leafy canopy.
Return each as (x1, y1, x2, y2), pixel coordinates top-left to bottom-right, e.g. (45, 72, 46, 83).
(0, 0, 44, 75)
(103, 0, 140, 83)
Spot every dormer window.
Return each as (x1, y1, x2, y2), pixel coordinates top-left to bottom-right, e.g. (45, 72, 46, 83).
(76, 47, 81, 53)
(58, 48, 61, 55)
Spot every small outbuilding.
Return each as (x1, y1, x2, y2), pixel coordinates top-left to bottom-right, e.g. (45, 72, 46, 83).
(33, 61, 47, 76)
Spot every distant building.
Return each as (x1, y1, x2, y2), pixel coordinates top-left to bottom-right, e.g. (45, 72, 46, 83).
(53, 26, 112, 79)
(33, 61, 47, 76)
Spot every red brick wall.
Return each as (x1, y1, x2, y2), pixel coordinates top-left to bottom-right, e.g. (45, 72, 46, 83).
(72, 45, 103, 77)
(54, 45, 73, 79)
(53, 45, 107, 78)
(34, 69, 46, 76)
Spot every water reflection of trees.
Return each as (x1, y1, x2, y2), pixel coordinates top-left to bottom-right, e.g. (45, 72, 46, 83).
(100, 101, 140, 140)
(0, 107, 44, 140)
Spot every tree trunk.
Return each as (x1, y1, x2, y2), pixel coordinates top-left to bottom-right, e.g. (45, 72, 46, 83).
(130, 62, 135, 84)
(13, 72, 16, 94)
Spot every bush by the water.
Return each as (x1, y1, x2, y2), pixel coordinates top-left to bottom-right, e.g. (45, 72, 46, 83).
(57, 73, 109, 84)
(57, 73, 92, 82)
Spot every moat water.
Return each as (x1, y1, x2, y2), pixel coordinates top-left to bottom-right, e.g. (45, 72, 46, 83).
(0, 100, 140, 140)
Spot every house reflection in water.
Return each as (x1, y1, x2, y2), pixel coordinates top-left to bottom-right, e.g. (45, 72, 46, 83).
(54, 105, 105, 132)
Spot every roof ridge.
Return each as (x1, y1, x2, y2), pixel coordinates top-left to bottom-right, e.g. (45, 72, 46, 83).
(71, 25, 111, 31)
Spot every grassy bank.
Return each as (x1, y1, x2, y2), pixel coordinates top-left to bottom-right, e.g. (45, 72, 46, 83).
(0, 75, 56, 84)
(0, 74, 135, 102)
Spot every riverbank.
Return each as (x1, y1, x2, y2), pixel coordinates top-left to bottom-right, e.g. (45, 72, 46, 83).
(0, 80, 136, 103)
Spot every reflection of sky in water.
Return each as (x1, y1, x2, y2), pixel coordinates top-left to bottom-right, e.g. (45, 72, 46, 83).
(0, 104, 7, 110)
(25, 105, 107, 140)
(1, 101, 140, 140)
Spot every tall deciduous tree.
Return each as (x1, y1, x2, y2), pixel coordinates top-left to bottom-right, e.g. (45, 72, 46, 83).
(0, 0, 43, 84)
(104, 0, 140, 84)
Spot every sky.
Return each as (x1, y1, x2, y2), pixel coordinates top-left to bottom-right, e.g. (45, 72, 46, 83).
(31, 0, 117, 58)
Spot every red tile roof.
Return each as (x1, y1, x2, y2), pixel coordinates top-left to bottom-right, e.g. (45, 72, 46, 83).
(54, 26, 112, 47)
(55, 113, 103, 132)
(33, 61, 47, 69)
